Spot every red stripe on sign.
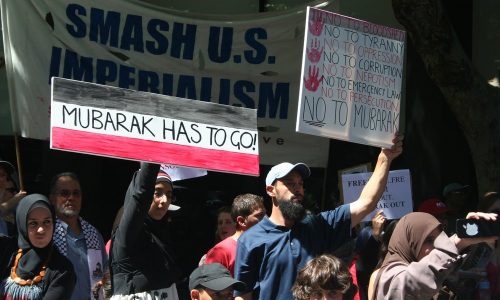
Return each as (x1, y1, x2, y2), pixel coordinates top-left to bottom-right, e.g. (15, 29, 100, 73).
(51, 127, 259, 176)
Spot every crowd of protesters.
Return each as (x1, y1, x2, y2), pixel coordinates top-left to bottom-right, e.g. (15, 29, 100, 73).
(2, 133, 500, 300)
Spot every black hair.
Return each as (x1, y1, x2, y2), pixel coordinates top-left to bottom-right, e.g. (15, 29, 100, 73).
(49, 172, 80, 194)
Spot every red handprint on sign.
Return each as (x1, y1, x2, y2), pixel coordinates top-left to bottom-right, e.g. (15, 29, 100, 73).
(309, 19, 324, 36)
(304, 65, 322, 92)
(306, 38, 323, 63)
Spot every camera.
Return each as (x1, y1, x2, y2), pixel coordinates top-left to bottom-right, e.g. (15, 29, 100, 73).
(456, 218, 500, 238)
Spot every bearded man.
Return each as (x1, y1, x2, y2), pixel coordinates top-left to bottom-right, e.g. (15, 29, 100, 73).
(234, 135, 404, 300)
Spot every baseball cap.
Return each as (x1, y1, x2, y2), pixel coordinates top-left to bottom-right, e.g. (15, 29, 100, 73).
(265, 162, 311, 186)
(189, 263, 246, 291)
(418, 198, 450, 217)
(0, 160, 14, 175)
(443, 182, 469, 197)
(156, 171, 180, 211)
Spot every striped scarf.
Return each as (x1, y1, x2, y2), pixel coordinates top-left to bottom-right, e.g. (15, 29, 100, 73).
(53, 218, 104, 299)
(53, 218, 101, 255)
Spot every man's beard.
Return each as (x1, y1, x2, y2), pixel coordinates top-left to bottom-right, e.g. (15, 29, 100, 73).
(56, 206, 79, 218)
(277, 199, 305, 222)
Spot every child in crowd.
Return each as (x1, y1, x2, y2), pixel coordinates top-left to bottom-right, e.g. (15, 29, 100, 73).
(292, 254, 357, 300)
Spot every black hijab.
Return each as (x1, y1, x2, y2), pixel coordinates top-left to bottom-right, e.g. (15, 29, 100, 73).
(15, 194, 56, 279)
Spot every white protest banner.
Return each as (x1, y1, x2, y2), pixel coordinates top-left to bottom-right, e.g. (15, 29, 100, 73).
(342, 169, 412, 221)
(50, 77, 259, 176)
(160, 164, 207, 181)
(1, 0, 337, 167)
(297, 7, 405, 148)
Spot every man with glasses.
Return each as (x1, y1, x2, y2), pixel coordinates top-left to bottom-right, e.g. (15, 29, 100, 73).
(110, 163, 182, 299)
(50, 172, 109, 300)
(189, 263, 246, 300)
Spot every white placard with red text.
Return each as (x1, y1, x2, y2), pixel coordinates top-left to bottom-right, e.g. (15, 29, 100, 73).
(297, 7, 405, 147)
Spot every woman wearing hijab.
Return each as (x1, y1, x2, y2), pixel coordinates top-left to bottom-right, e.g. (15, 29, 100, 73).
(370, 211, 497, 300)
(110, 163, 182, 299)
(0, 194, 75, 299)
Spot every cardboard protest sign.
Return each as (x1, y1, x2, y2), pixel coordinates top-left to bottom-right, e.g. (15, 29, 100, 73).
(297, 7, 406, 148)
(342, 169, 412, 221)
(50, 77, 259, 175)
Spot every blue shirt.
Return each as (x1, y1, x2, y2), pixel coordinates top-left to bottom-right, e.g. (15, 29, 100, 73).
(61, 222, 108, 300)
(234, 204, 352, 300)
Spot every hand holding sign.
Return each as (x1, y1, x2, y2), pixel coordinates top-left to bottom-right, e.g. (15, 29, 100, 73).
(298, 7, 406, 148)
(379, 133, 404, 163)
(371, 210, 386, 240)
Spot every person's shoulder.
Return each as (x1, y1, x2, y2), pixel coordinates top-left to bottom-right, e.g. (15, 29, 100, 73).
(240, 217, 272, 237)
(206, 238, 235, 260)
(209, 237, 233, 252)
(220, 236, 237, 247)
(45, 247, 76, 293)
(317, 204, 350, 219)
(49, 246, 77, 275)
(0, 235, 17, 256)
(0, 234, 15, 244)
(81, 218, 106, 239)
(53, 218, 67, 233)
(298, 205, 350, 232)
(239, 218, 280, 247)
(80, 217, 98, 230)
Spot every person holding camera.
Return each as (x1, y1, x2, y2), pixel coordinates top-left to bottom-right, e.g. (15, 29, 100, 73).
(370, 211, 498, 300)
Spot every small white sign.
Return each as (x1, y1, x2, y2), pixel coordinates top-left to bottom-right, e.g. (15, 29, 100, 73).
(160, 164, 207, 181)
(342, 169, 412, 221)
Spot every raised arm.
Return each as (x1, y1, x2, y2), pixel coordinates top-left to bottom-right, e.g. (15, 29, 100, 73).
(350, 134, 403, 227)
(113, 162, 159, 248)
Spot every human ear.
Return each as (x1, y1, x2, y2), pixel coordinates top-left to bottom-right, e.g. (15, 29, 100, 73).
(266, 185, 275, 198)
(236, 216, 246, 228)
(190, 289, 200, 299)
